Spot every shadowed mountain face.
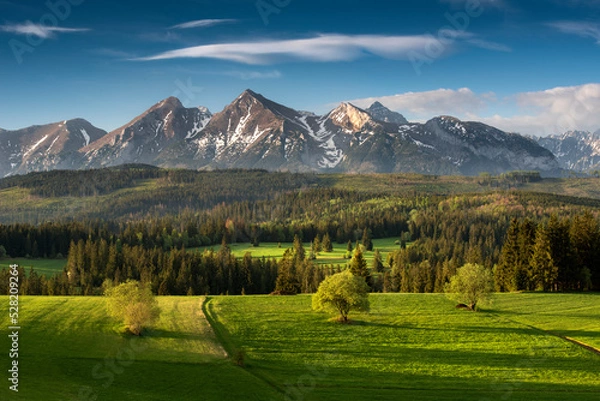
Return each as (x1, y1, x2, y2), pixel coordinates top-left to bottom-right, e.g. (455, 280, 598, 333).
(0, 90, 561, 176)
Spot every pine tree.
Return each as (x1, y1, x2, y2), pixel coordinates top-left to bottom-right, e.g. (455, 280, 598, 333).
(322, 233, 333, 252)
(529, 225, 558, 291)
(495, 218, 520, 292)
(361, 228, 373, 251)
(372, 249, 384, 273)
(293, 235, 306, 264)
(348, 245, 371, 288)
(312, 235, 322, 254)
(274, 249, 301, 295)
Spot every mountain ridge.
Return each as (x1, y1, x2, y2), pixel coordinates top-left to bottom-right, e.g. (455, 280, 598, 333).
(0, 90, 565, 176)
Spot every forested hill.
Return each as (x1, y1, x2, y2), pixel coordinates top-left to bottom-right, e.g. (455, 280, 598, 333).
(0, 166, 598, 224)
(0, 166, 599, 295)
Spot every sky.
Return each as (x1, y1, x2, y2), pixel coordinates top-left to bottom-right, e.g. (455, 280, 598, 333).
(0, 0, 599, 136)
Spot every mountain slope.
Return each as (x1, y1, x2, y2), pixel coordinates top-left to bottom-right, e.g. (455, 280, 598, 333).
(538, 131, 600, 172)
(0, 119, 106, 176)
(81, 97, 211, 168)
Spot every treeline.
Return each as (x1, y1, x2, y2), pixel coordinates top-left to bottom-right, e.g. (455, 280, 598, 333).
(0, 165, 162, 197)
(0, 236, 341, 296)
(1, 189, 600, 294)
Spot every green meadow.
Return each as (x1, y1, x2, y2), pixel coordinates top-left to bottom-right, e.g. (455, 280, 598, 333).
(0, 258, 66, 277)
(1, 293, 598, 400)
(191, 237, 402, 266)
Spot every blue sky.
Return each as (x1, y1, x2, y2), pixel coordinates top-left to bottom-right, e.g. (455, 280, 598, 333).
(1, 0, 599, 136)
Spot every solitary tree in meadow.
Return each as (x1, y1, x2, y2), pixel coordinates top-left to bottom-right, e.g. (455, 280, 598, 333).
(312, 271, 370, 323)
(444, 263, 493, 311)
(105, 280, 160, 335)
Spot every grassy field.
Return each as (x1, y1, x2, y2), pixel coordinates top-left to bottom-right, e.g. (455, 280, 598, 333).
(207, 293, 600, 401)
(0, 258, 66, 276)
(0, 293, 598, 400)
(191, 238, 402, 266)
(0, 296, 279, 400)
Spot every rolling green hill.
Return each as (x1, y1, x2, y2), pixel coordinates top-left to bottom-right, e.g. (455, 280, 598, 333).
(1, 293, 598, 400)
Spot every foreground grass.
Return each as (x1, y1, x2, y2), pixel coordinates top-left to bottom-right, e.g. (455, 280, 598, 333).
(208, 293, 600, 401)
(0, 297, 279, 401)
(0, 293, 598, 400)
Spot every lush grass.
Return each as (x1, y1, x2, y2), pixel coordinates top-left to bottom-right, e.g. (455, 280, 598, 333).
(0, 293, 598, 400)
(0, 258, 66, 276)
(0, 296, 280, 401)
(191, 238, 402, 266)
(491, 292, 600, 349)
(207, 293, 600, 401)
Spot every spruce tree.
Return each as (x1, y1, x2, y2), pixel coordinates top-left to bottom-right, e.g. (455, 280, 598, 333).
(530, 225, 558, 291)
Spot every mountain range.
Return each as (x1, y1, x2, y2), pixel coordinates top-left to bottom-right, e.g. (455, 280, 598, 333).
(537, 131, 600, 172)
(2, 89, 590, 177)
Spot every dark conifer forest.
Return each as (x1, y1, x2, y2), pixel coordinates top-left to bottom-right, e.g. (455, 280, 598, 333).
(0, 166, 598, 295)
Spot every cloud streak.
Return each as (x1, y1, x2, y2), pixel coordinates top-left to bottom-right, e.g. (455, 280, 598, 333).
(169, 19, 238, 30)
(548, 21, 600, 44)
(135, 33, 508, 64)
(0, 21, 89, 38)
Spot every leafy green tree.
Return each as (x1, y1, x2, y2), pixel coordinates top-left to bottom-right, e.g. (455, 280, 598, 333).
(105, 280, 160, 335)
(312, 271, 370, 323)
(444, 263, 494, 311)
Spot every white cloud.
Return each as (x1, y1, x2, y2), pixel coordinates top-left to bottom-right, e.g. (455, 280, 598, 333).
(347, 84, 600, 136)
(169, 19, 238, 30)
(481, 84, 600, 135)
(548, 21, 600, 44)
(348, 88, 488, 119)
(0, 21, 89, 38)
(135, 33, 508, 64)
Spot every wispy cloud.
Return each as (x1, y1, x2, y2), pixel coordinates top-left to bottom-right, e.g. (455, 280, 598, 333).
(135, 33, 508, 64)
(0, 21, 89, 39)
(466, 38, 512, 52)
(548, 21, 600, 44)
(169, 19, 238, 30)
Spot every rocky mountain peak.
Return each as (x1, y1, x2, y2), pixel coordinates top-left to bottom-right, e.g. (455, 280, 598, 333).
(366, 102, 409, 125)
(328, 102, 375, 132)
